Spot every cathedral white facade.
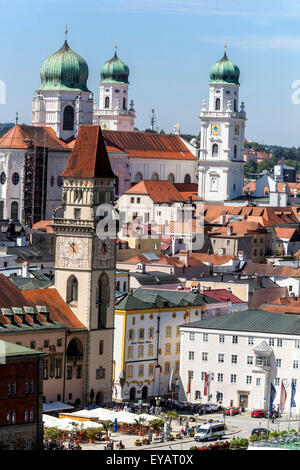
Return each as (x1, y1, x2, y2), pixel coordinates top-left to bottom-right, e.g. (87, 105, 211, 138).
(198, 50, 246, 202)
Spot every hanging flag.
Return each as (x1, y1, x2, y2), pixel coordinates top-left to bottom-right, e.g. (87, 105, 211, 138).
(187, 371, 192, 394)
(204, 373, 211, 396)
(291, 380, 296, 408)
(169, 369, 174, 392)
(269, 383, 277, 413)
(280, 381, 287, 411)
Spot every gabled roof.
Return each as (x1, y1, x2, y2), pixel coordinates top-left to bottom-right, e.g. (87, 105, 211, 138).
(274, 227, 297, 240)
(62, 125, 115, 179)
(102, 131, 197, 161)
(0, 275, 85, 330)
(0, 124, 69, 150)
(203, 289, 244, 304)
(124, 180, 187, 203)
(241, 262, 300, 278)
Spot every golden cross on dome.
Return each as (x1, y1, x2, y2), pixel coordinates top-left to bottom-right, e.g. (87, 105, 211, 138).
(65, 24, 68, 41)
(115, 41, 118, 52)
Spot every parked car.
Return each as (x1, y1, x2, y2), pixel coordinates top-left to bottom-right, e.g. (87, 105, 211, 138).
(251, 409, 266, 418)
(224, 406, 240, 415)
(251, 427, 269, 436)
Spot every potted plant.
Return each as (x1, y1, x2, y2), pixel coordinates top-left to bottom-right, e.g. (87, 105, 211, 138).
(238, 438, 249, 449)
(102, 420, 113, 441)
(86, 427, 100, 443)
(142, 438, 150, 445)
(135, 439, 142, 446)
(45, 427, 61, 441)
(249, 434, 259, 443)
(134, 417, 147, 436)
(229, 439, 240, 450)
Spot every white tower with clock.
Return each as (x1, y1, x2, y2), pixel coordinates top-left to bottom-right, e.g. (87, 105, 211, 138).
(52, 125, 116, 405)
(198, 49, 246, 202)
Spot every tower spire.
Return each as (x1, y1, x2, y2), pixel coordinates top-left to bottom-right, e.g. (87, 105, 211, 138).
(65, 24, 68, 41)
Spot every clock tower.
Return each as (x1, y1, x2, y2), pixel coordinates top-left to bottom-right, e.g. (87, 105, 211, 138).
(198, 48, 246, 202)
(52, 125, 116, 404)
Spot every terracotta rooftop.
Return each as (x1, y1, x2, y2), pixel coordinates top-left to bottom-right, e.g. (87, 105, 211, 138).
(0, 124, 69, 150)
(62, 125, 115, 179)
(203, 289, 244, 304)
(204, 205, 297, 226)
(274, 227, 297, 240)
(32, 220, 55, 234)
(0, 275, 85, 330)
(241, 262, 300, 278)
(124, 180, 187, 203)
(102, 131, 197, 160)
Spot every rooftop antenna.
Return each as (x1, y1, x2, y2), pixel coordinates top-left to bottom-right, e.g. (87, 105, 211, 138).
(15, 112, 19, 125)
(150, 109, 156, 132)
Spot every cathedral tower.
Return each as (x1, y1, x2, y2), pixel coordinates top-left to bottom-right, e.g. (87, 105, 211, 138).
(93, 46, 136, 131)
(32, 28, 94, 141)
(198, 49, 246, 202)
(52, 125, 116, 404)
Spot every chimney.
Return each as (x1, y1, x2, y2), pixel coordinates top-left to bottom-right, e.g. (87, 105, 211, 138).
(220, 214, 226, 224)
(227, 225, 233, 236)
(22, 261, 29, 278)
(179, 250, 189, 267)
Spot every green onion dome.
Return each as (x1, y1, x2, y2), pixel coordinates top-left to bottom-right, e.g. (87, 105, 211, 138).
(100, 50, 129, 84)
(210, 51, 240, 85)
(39, 39, 90, 92)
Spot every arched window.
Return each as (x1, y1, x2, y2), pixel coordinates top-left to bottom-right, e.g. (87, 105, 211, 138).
(105, 96, 110, 109)
(67, 338, 83, 361)
(234, 145, 237, 159)
(63, 106, 74, 131)
(67, 275, 78, 304)
(168, 173, 175, 183)
(135, 172, 142, 183)
(97, 273, 110, 328)
(184, 174, 191, 184)
(123, 281, 127, 292)
(234, 99, 237, 112)
(123, 97, 126, 110)
(151, 172, 159, 180)
(215, 98, 221, 110)
(212, 144, 218, 157)
(11, 201, 18, 220)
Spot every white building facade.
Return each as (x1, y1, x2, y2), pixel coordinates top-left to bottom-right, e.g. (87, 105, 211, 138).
(198, 50, 246, 202)
(179, 309, 300, 412)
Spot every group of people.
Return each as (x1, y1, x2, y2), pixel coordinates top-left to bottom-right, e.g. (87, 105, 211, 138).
(105, 440, 125, 450)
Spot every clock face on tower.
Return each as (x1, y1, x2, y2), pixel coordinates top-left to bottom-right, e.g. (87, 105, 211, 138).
(92, 237, 115, 269)
(57, 236, 89, 268)
(211, 123, 220, 135)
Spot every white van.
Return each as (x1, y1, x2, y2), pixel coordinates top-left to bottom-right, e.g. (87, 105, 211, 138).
(194, 423, 225, 442)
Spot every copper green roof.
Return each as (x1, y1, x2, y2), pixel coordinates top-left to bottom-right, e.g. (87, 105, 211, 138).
(210, 51, 240, 85)
(39, 40, 90, 92)
(183, 309, 300, 335)
(0, 340, 45, 357)
(100, 51, 129, 84)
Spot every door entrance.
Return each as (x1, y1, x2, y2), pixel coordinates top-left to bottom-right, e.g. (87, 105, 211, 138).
(129, 387, 136, 401)
(238, 393, 249, 408)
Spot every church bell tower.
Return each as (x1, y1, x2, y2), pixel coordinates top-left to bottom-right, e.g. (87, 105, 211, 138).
(198, 48, 246, 202)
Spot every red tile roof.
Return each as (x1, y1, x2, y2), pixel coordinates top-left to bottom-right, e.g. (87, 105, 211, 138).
(204, 205, 297, 226)
(274, 227, 297, 240)
(102, 131, 197, 161)
(0, 124, 69, 150)
(125, 180, 187, 203)
(0, 275, 85, 330)
(62, 125, 115, 179)
(32, 220, 55, 234)
(241, 262, 300, 278)
(203, 289, 244, 304)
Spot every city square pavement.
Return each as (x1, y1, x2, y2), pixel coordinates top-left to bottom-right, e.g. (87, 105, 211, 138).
(76, 410, 299, 451)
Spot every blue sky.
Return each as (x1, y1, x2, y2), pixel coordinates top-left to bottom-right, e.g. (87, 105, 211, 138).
(2, 0, 300, 146)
